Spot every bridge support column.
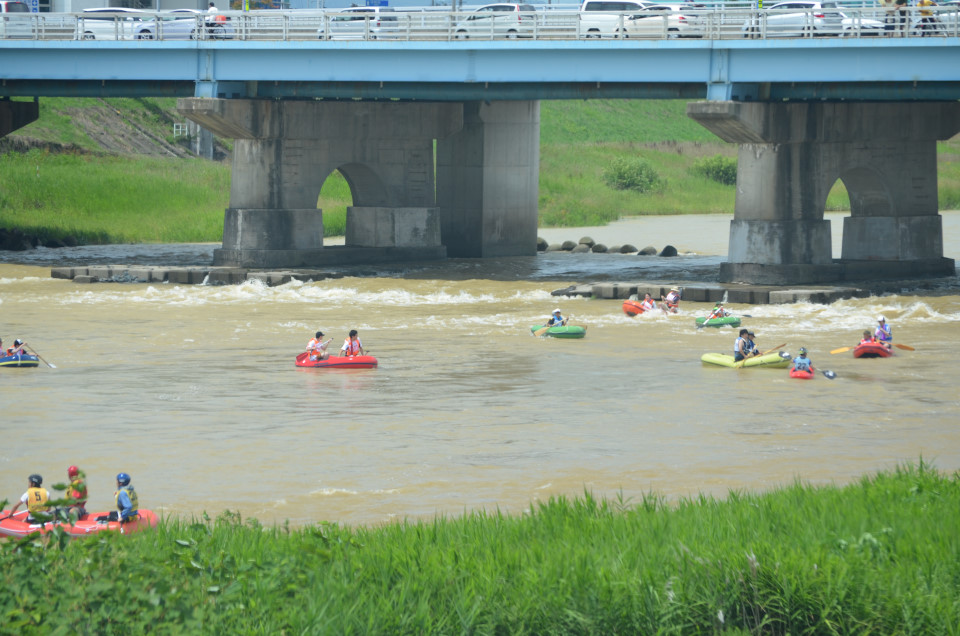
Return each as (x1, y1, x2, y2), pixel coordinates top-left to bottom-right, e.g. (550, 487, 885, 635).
(0, 98, 38, 138)
(688, 101, 960, 284)
(437, 100, 540, 257)
(178, 98, 461, 268)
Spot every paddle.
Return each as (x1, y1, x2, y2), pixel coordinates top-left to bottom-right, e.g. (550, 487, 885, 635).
(892, 343, 915, 351)
(533, 315, 570, 338)
(735, 343, 786, 368)
(23, 343, 56, 369)
(830, 346, 853, 355)
(822, 370, 837, 380)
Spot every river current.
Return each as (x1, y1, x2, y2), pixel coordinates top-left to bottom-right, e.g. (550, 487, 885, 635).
(1, 213, 959, 527)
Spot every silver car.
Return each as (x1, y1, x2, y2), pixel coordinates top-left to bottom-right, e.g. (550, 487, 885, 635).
(317, 7, 400, 40)
(135, 9, 233, 40)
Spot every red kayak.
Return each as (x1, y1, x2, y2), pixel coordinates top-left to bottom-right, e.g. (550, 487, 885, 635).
(295, 352, 378, 369)
(853, 342, 893, 359)
(0, 509, 158, 538)
(789, 365, 816, 380)
(622, 300, 647, 316)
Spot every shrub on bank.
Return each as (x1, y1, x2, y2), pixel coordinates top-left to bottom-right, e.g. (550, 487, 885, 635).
(691, 154, 738, 186)
(602, 157, 665, 194)
(2, 462, 958, 633)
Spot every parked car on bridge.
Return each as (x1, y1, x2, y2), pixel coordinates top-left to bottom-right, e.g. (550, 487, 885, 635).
(579, 0, 655, 38)
(743, 1, 884, 38)
(317, 6, 400, 40)
(135, 9, 234, 40)
(77, 7, 145, 40)
(0, 0, 32, 40)
(618, 4, 700, 38)
(453, 3, 538, 39)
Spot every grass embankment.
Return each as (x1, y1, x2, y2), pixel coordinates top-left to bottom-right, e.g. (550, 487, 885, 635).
(2, 463, 958, 633)
(3, 98, 960, 243)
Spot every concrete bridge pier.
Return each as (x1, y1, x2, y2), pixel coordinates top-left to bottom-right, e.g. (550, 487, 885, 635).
(437, 101, 541, 257)
(178, 98, 463, 268)
(0, 98, 38, 138)
(688, 101, 960, 284)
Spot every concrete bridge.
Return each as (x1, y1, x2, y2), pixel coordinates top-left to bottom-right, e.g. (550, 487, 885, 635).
(3, 13, 959, 283)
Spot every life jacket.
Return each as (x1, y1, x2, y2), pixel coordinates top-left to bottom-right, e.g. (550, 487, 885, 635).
(548, 314, 564, 325)
(115, 485, 139, 519)
(734, 337, 746, 354)
(860, 337, 874, 345)
(307, 338, 324, 359)
(27, 487, 50, 515)
(640, 298, 656, 311)
(69, 478, 88, 505)
(875, 324, 892, 342)
(793, 357, 811, 371)
(342, 338, 362, 356)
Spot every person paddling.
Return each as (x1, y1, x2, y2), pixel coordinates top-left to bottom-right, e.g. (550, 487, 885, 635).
(115, 472, 139, 523)
(792, 347, 812, 372)
(660, 287, 681, 313)
(860, 329, 891, 351)
(66, 465, 88, 518)
(306, 331, 331, 361)
(734, 329, 759, 362)
(340, 329, 366, 357)
(6, 474, 52, 523)
(5, 338, 26, 357)
(875, 316, 893, 342)
(706, 302, 729, 321)
(547, 308, 566, 327)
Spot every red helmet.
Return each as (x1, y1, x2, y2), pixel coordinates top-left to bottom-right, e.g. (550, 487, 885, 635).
(67, 465, 80, 477)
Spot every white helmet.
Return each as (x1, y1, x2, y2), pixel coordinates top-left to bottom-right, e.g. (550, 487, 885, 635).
(878, 316, 885, 322)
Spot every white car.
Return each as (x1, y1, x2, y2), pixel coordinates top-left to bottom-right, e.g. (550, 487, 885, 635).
(0, 0, 32, 40)
(76, 7, 145, 41)
(454, 3, 538, 40)
(744, 1, 884, 37)
(618, 4, 698, 38)
(135, 9, 233, 40)
(579, 0, 655, 38)
(317, 7, 400, 40)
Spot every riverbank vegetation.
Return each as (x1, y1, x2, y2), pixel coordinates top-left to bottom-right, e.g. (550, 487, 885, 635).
(2, 462, 958, 633)
(2, 98, 960, 244)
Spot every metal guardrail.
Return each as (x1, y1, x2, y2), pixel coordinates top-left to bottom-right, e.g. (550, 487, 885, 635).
(1, 6, 959, 42)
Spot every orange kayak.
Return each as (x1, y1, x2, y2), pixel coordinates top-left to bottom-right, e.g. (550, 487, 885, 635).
(295, 352, 378, 369)
(622, 300, 647, 316)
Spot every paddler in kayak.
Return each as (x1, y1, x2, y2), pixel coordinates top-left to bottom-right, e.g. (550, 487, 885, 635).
(639, 293, 657, 312)
(660, 288, 681, 313)
(66, 465, 88, 518)
(875, 316, 893, 342)
(734, 329, 760, 362)
(792, 347, 812, 372)
(705, 302, 730, 321)
(860, 330, 892, 351)
(306, 331, 331, 361)
(547, 308, 567, 327)
(339, 329, 366, 357)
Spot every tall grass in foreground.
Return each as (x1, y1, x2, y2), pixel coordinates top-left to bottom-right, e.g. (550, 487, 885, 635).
(2, 462, 958, 633)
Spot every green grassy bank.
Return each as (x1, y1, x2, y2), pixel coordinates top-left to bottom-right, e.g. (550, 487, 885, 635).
(3, 98, 960, 244)
(2, 463, 959, 633)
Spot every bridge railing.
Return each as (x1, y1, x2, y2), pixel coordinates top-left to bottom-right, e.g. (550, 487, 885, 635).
(1, 6, 958, 42)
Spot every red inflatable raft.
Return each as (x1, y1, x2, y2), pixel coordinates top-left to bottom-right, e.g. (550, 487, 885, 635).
(789, 365, 816, 380)
(295, 352, 378, 369)
(622, 300, 648, 316)
(0, 509, 158, 538)
(853, 342, 893, 359)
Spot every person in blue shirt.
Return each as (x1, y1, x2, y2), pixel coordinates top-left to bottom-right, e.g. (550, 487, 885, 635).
(874, 316, 892, 342)
(792, 347, 812, 372)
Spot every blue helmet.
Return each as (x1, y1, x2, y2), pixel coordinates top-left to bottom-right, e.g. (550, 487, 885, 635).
(116, 472, 131, 486)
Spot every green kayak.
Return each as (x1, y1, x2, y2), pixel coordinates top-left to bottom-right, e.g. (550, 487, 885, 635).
(700, 351, 790, 369)
(695, 315, 742, 328)
(531, 325, 587, 339)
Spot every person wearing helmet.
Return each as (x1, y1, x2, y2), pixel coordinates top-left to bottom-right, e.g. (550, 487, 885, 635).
(66, 466, 88, 518)
(546, 308, 566, 327)
(792, 347, 812, 373)
(660, 287, 681, 313)
(706, 302, 730, 322)
(874, 316, 893, 343)
(306, 330, 331, 361)
(6, 474, 52, 523)
(114, 472, 139, 523)
(5, 338, 26, 357)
